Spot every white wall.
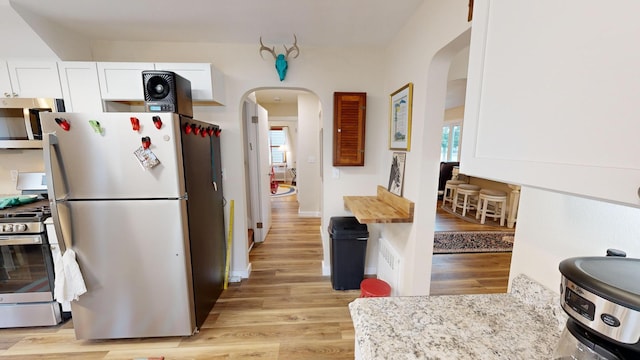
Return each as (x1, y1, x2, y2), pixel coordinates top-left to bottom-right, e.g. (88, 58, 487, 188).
(0, 0, 58, 59)
(447, 46, 469, 81)
(379, 0, 640, 297)
(91, 41, 386, 280)
(297, 93, 321, 216)
(9, 1, 92, 60)
(0, 150, 44, 194)
(105, 0, 472, 293)
(510, 187, 640, 292)
(379, 0, 472, 295)
(10, 0, 625, 297)
(2, 0, 478, 296)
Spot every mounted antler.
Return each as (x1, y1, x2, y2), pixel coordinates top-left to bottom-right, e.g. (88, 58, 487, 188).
(259, 37, 277, 60)
(259, 34, 300, 81)
(283, 34, 299, 59)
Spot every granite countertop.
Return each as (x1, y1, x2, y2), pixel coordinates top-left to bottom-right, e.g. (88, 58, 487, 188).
(349, 275, 568, 359)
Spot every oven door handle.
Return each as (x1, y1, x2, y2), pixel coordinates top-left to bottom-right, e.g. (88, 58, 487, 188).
(43, 132, 69, 253)
(0, 235, 44, 245)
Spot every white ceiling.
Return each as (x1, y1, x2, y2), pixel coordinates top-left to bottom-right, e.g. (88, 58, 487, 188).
(255, 89, 306, 105)
(9, 0, 467, 108)
(445, 78, 467, 109)
(10, 0, 424, 46)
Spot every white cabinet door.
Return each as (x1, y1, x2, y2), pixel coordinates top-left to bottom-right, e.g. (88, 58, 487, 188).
(58, 62, 103, 112)
(155, 62, 225, 105)
(6, 61, 62, 98)
(461, 0, 640, 207)
(0, 61, 13, 98)
(97, 62, 154, 100)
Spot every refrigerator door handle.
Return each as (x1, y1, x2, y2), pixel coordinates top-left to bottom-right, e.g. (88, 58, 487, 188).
(43, 132, 69, 252)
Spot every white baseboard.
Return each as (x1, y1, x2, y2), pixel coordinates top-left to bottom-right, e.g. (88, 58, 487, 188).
(365, 266, 376, 275)
(231, 262, 252, 279)
(298, 210, 321, 217)
(322, 260, 331, 276)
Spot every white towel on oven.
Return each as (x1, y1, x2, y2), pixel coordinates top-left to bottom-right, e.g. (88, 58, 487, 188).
(53, 248, 87, 307)
(52, 246, 66, 306)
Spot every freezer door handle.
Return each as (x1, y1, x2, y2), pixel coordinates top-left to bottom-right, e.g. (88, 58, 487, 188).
(43, 132, 69, 253)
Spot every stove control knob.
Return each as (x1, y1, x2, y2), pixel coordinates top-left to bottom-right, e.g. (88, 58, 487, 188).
(14, 224, 27, 232)
(3, 224, 13, 232)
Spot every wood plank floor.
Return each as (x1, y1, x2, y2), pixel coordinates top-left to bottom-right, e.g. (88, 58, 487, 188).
(0, 194, 512, 359)
(431, 201, 513, 295)
(435, 200, 507, 231)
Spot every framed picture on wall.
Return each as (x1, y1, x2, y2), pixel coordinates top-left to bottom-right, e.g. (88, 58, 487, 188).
(389, 83, 413, 151)
(388, 152, 407, 196)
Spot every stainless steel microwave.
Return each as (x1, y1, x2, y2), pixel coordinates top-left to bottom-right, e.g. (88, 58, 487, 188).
(0, 98, 65, 149)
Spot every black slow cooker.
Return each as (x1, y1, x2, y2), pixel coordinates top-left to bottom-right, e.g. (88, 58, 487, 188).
(555, 256, 640, 359)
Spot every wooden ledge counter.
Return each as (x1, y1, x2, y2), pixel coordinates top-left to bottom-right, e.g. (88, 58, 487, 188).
(344, 186, 414, 223)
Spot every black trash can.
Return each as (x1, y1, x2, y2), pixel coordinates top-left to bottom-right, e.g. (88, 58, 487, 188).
(328, 216, 369, 290)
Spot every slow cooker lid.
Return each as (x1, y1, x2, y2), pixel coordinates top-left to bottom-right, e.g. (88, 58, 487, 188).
(559, 257, 640, 311)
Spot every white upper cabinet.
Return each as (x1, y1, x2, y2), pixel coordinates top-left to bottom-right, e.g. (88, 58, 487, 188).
(97, 62, 154, 100)
(97, 62, 225, 105)
(1, 60, 62, 98)
(0, 60, 225, 108)
(0, 62, 11, 97)
(154, 63, 225, 105)
(461, 0, 640, 207)
(58, 62, 104, 112)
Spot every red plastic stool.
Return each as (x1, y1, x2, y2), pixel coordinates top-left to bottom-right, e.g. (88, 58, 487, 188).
(360, 278, 391, 297)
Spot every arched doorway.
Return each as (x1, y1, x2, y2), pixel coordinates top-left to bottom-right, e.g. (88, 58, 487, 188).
(241, 88, 323, 252)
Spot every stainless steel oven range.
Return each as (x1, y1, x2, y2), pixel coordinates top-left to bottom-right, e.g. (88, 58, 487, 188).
(0, 174, 65, 328)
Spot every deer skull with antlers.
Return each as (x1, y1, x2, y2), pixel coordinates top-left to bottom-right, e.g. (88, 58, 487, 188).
(259, 35, 300, 81)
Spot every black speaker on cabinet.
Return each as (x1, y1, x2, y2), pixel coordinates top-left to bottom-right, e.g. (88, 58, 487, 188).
(142, 70, 193, 118)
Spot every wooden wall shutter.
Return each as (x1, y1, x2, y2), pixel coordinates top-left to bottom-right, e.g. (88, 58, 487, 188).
(333, 92, 366, 166)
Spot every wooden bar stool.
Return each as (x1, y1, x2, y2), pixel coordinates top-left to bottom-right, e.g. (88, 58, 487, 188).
(452, 184, 480, 217)
(442, 180, 466, 209)
(476, 189, 508, 226)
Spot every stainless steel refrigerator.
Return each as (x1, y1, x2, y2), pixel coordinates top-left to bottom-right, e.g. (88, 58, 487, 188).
(40, 112, 225, 340)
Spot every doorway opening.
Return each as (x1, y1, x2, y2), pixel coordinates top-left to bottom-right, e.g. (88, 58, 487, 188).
(427, 30, 515, 296)
(242, 88, 323, 254)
